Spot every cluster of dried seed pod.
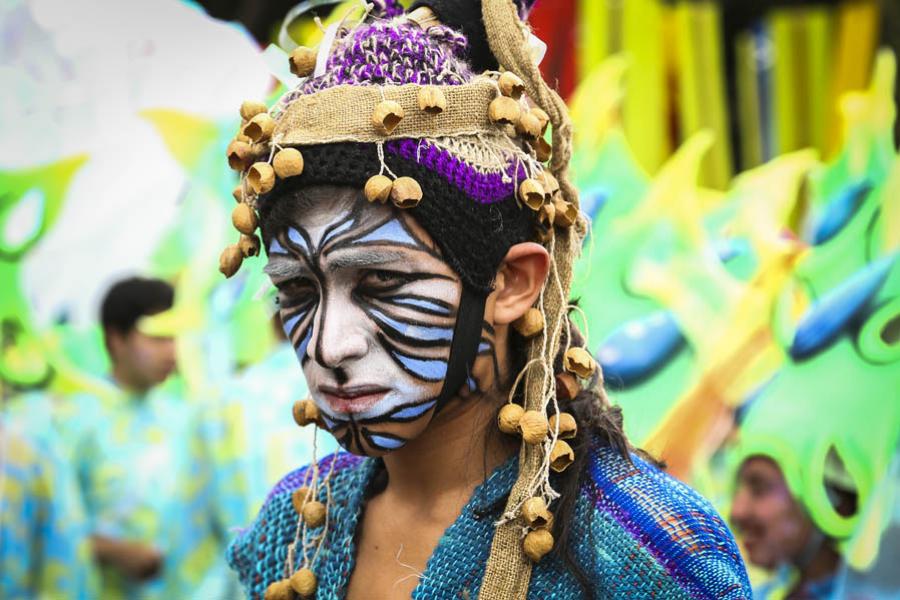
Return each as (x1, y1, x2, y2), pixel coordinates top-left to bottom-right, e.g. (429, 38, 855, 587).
(264, 568, 317, 600)
(520, 496, 555, 562)
(518, 168, 578, 243)
(490, 71, 553, 165)
(221, 96, 311, 278)
(364, 174, 423, 209)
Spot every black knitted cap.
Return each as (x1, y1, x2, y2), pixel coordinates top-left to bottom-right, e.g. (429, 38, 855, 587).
(258, 143, 533, 295)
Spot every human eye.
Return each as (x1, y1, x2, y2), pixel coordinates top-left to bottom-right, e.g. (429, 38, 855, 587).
(358, 269, 414, 293)
(275, 277, 317, 306)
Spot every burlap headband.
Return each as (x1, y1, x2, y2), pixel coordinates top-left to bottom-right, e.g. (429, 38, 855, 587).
(274, 78, 503, 144)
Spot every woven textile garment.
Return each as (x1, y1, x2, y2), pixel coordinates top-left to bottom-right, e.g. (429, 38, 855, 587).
(227, 437, 752, 599)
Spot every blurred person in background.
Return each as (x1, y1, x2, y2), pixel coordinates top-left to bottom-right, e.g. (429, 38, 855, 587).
(731, 452, 858, 599)
(0, 420, 98, 599)
(71, 276, 231, 598)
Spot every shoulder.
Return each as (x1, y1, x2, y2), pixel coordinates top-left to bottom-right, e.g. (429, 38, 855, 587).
(225, 452, 367, 598)
(580, 443, 751, 599)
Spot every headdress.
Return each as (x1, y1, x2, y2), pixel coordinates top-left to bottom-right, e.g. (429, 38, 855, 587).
(219, 1, 597, 597)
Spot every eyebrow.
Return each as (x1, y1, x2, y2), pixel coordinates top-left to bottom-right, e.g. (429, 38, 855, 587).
(264, 257, 306, 279)
(326, 249, 405, 271)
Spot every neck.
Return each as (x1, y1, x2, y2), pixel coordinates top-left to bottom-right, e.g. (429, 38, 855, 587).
(380, 391, 517, 505)
(793, 534, 840, 589)
(111, 365, 149, 395)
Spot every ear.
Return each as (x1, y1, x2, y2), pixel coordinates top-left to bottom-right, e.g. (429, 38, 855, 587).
(492, 242, 550, 325)
(105, 329, 127, 362)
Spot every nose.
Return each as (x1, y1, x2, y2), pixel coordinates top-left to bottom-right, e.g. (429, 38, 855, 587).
(730, 487, 751, 531)
(310, 294, 368, 369)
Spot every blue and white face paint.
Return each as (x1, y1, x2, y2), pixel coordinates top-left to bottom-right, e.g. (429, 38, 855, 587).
(265, 188, 485, 456)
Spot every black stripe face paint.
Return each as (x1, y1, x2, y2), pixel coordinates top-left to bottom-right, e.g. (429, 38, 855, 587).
(266, 188, 494, 456)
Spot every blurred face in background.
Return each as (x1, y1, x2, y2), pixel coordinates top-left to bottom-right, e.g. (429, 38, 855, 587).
(730, 455, 815, 570)
(107, 327, 177, 392)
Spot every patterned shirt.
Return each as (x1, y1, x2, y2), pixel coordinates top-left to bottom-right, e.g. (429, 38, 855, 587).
(227, 438, 752, 599)
(0, 423, 98, 599)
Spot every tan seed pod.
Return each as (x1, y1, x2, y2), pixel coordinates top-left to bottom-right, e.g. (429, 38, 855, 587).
(518, 178, 545, 211)
(239, 233, 261, 258)
(292, 399, 320, 427)
(264, 578, 293, 600)
(302, 500, 326, 527)
(289, 46, 317, 77)
(218, 245, 243, 278)
(538, 511, 555, 532)
(530, 108, 550, 134)
(497, 403, 525, 435)
(243, 113, 275, 143)
(537, 202, 556, 229)
(564, 347, 596, 379)
(555, 372, 580, 402)
(240, 100, 268, 121)
(290, 568, 317, 598)
(290, 486, 310, 515)
(512, 307, 544, 338)
(364, 174, 393, 204)
(417, 86, 447, 114)
(247, 162, 275, 195)
(232, 183, 244, 203)
(516, 111, 542, 140)
(549, 412, 578, 440)
(523, 528, 554, 562)
(518, 410, 549, 445)
(488, 96, 521, 126)
(390, 176, 423, 208)
(372, 100, 404, 134)
(521, 497, 552, 528)
(273, 148, 305, 179)
(540, 172, 560, 199)
(533, 136, 552, 163)
(232, 203, 258, 235)
(553, 198, 578, 228)
(498, 71, 525, 99)
(549, 439, 575, 472)
(226, 139, 253, 171)
(249, 142, 270, 161)
(235, 130, 252, 144)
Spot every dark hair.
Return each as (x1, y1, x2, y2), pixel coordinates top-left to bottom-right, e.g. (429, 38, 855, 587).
(100, 277, 175, 335)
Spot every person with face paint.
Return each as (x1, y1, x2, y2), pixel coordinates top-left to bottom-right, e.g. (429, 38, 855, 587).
(224, 1, 751, 598)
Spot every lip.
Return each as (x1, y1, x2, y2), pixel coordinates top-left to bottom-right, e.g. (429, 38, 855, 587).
(319, 384, 389, 414)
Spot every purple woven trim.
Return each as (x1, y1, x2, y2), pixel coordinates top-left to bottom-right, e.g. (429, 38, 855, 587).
(589, 449, 740, 598)
(265, 452, 364, 501)
(587, 478, 698, 597)
(385, 139, 525, 205)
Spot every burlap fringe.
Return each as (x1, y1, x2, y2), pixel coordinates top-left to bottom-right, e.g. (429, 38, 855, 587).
(477, 0, 587, 597)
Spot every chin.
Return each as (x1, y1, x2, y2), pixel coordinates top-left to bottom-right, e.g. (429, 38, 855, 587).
(317, 398, 436, 456)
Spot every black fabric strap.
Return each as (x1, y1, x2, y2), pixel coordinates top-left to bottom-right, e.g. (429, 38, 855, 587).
(436, 286, 488, 411)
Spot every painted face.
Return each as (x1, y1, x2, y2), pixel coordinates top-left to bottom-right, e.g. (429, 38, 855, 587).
(730, 456, 816, 570)
(265, 187, 496, 456)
